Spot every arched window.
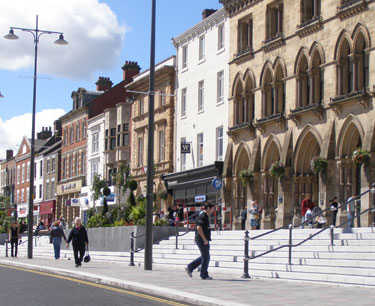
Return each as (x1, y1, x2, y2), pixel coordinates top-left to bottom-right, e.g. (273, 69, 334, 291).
(261, 68, 273, 118)
(337, 38, 352, 96)
(300, 0, 321, 24)
(311, 49, 323, 103)
(296, 53, 309, 107)
(245, 74, 255, 122)
(274, 64, 285, 114)
(353, 31, 369, 91)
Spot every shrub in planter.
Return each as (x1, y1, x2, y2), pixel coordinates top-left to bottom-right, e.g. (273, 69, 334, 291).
(352, 147, 370, 166)
(239, 169, 254, 186)
(128, 180, 138, 206)
(154, 219, 169, 226)
(269, 161, 285, 178)
(311, 157, 328, 175)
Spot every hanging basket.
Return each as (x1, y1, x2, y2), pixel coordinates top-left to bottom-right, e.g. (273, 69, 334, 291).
(269, 161, 285, 178)
(311, 157, 328, 175)
(352, 147, 370, 166)
(158, 190, 168, 200)
(239, 169, 254, 186)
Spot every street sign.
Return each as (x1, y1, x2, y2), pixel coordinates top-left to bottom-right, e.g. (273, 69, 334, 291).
(211, 177, 223, 190)
(195, 195, 206, 203)
(181, 143, 190, 154)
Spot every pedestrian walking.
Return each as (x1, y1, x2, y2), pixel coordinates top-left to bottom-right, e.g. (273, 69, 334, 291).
(330, 196, 339, 226)
(185, 203, 215, 280)
(301, 194, 314, 229)
(66, 217, 89, 267)
(249, 200, 260, 230)
(346, 195, 358, 229)
(50, 221, 67, 260)
(8, 221, 20, 258)
(240, 205, 247, 230)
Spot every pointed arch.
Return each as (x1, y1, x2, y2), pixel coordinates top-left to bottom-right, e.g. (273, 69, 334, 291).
(294, 126, 322, 175)
(231, 72, 244, 98)
(294, 46, 310, 74)
(337, 115, 365, 158)
(260, 60, 274, 86)
(273, 56, 287, 79)
(334, 30, 353, 60)
(262, 135, 282, 170)
(309, 41, 326, 66)
(352, 23, 371, 49)
(233, 141, 251, 174)
(243, 68, 256, 89)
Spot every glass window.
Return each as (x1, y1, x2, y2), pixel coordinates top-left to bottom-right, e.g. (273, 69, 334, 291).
(46, 159, 50, 174)
(181, 88, 187, 117)
(76, 123, 80, 142)
(137, 137, 144, 167)
(75, 152, 79, 177)
(51, 180, 55, 199)
(216, 126, 224, 161)
(40, 161, 43, 177)
(81, 152, 85, 175)
(197, 133, 203, 167)
(39, 184, 42, 199)
(123, 133, 129, 146)
(17, 165, 20, 185)
(199, 35, 205, 60)
(217, 71, 224, 103)
(159, 129, 165, 162)
(27, 162, 30, 182)
(92, 132, 99, 153)
(51, 157, 55, 172)
(70, 125, 74, 144)
(139, 98, 144, 115)
(218, 23, 225, 50)
(22, 164, 25, 183)
(198, 80, 204, 112)
(123, 124, 129, 132)
(182, 45, 188, 69)
(45, 182, 49, 200)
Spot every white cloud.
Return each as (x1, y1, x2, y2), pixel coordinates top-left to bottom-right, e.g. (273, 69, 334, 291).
(0, 0, 126, 79)
(0, 108, 66, 159)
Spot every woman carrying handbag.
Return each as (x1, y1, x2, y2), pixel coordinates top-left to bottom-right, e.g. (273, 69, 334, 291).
(66, 217, 89, 267)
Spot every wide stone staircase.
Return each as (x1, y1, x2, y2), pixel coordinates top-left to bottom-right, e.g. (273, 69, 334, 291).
(1, 227, 375, 286)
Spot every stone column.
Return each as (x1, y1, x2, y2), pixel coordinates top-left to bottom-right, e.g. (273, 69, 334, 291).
(308, 69, 315, 104)
(313, 0, 318, 18)
(296, 77, 302, 107)
(243, 94, 248, 122)
(234, 99, 238, 125)
(337, 63, 343, 95)
(277, 167, 293, 227)
(350, 54, 359, 92)
(277, 4, 282, 34)
(262, 89, 267, 117)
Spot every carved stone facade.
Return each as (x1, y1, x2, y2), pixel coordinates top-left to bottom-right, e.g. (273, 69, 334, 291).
(126, 56, 176, 211)
(220, 0, 375, 229)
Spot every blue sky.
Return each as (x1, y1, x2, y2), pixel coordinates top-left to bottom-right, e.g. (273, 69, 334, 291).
(0, 0, 222, 158)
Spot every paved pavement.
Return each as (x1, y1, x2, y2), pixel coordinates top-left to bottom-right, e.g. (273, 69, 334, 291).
(0, 257, 374, 306)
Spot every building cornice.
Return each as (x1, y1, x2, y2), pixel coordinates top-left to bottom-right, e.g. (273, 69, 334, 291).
(219, 0, 263, 17)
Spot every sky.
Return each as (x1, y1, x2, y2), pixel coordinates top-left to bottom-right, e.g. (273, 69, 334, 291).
(0, 0, 223, 159)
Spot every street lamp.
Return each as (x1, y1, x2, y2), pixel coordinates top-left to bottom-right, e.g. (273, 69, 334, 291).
(4, 15, 68, 259)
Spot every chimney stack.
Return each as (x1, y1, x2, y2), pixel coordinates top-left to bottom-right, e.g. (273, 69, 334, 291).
(37, 126, 53, 140)
(54, 120, 62, 137)
(202, 9, 217, 19)
(6, 149, 13, 160)
(122, 61, 141, 82)
(95, 77, 113, 91)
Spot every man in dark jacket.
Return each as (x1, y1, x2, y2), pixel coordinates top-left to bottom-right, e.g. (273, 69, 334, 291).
(185, 203, 215, 280)
(66, 218, 89, 267)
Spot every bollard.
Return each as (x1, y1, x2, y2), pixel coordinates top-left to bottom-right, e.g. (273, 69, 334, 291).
(330, 225, 334, 246)
(129, 232, 135, 266)
(242, 230, 251, 279)
(288, 224, 293, 265)
(5, 240, 9, 257)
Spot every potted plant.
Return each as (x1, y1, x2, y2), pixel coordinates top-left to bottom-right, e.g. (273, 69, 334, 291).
(311, 157, 328, 175)
(158, 190, 168, 200)
(269, 161, 285, 178)
(239, 169, 254, 186)
(352, 147, 370, 166)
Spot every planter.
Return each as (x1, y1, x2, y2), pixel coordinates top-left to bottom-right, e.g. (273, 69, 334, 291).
(269, 161, 285, 178)
(239, 169, 254, 186)
(352, 147, 370, 166)
(311, 157, 328, 175)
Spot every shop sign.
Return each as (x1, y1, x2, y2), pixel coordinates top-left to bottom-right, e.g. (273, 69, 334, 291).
(181, 143, 191, 154)
(70, 198, 81, 207)
(100, 193, 116, 204)
(195, 195, 206, 203)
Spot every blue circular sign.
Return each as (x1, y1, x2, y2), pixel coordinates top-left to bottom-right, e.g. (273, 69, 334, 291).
(211, 178, 223, 190)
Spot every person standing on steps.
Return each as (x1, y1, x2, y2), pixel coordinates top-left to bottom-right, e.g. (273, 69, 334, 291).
(240, 205, 247, 230)
(301, 194, 314, 229)
(185, 203, 215, 280)
(330, 196, 339, 227)
(8, 221, 20, 258)
(50, 220, 67, 260)
(66, 217, 89, 267)
(346, 195, 358, 229)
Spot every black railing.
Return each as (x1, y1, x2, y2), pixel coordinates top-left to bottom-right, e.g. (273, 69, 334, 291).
(175, 210, 201, 249)
(242, 184, 375, 277)
(129, 231, 146, 266)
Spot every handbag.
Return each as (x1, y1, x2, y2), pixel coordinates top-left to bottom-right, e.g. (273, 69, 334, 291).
(83, 246, 91, 263)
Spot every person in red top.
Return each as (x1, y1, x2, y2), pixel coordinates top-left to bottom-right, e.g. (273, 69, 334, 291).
(301, 194, 314, 228)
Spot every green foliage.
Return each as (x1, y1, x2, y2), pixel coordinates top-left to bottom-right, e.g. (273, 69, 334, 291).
(87, 215, 109, 228)
(153, 219, 169, 226)
(128, 200, 146, 225)
(352, 147, 370, 166)
(239, 169, 254, 186)
(112, 219, 126, 227)
(158, 190, 168, 200)
(0, 211, 11, 233)
(129, 180, 138, 191)
(269, 161, 285, 178)
(311, 157, 328, 175)
(103, 187, 111, 196)
(102, 197, 109, 216)
(91, 174, 107, 202)
(129, 192, 136, 207)
(86, 208, 96, 219)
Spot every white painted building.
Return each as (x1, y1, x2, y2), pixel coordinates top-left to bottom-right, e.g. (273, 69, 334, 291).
(163, 8, 229, 207)
(172, 8, 229, 172)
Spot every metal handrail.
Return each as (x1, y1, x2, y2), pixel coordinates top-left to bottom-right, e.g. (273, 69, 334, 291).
(242, 184, 375, 277)
(251, 185, 373, 240)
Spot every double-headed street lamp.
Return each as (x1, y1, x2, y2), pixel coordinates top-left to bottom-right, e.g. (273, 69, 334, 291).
(4, 15, 68, 259)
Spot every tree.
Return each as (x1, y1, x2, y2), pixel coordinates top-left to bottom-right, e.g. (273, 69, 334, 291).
(112, 163, 131, 218)
(102, 186, 111, 216)
(128, 180, 138, 207)
(91, 174, 107, 210)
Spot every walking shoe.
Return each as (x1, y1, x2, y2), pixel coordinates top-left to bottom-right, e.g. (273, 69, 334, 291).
(201, 276, 213, 280)
(184, 267, 192, 278)
(75, 264, 79, 268)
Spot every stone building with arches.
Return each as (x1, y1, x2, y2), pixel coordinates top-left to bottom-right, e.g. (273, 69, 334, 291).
(220, 0, 375, 229)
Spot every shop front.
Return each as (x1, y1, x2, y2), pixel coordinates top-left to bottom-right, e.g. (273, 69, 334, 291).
(39, 200, 56, 227)
(56, 178, 84, 225)
(17, 203, 39, 225)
